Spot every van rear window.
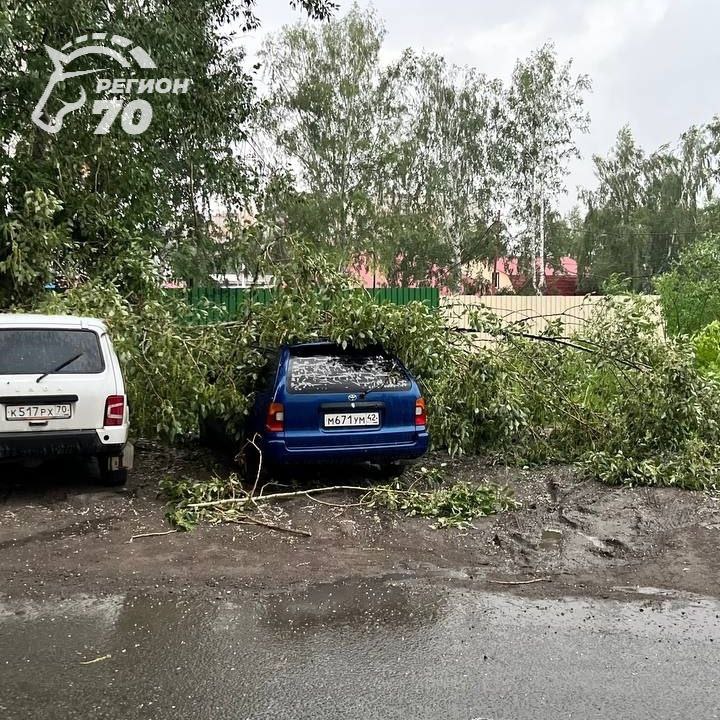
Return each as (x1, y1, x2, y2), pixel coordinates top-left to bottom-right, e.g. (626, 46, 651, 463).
(288, 353, 411, 394)
(0, 329, 104, 375)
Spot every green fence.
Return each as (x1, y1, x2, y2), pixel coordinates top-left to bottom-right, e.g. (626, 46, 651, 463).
(368, 287, 439, 308)
(171, 286, 439, 322)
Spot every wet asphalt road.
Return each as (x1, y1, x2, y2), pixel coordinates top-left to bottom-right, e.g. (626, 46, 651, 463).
(1, 579, 719, 720)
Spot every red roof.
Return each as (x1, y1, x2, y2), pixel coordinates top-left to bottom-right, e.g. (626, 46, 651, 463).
(349, 255, 581, 295)
(497, 257, 579, 295)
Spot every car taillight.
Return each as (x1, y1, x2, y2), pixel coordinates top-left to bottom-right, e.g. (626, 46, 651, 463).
(266, 402, 285, 432)
(415, 397, 426, 426)
(104, 395, 125, 426)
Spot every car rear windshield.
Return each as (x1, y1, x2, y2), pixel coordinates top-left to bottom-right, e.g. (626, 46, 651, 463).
(0, 329, 105, 375)
(287, 351, 411, 394)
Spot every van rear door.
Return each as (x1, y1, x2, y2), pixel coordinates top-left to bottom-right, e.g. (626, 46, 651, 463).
(282, 347, 417, 449)
(0, 327, 115, 434)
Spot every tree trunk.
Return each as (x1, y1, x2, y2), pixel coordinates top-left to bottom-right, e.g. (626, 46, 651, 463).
(538, 193, 546, 295)
(632, 233, 641, 293)
(530, 173, 539, 295)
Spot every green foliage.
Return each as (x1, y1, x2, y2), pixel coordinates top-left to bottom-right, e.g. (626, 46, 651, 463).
(160, 472, 247, 531)
(579, 124, 719, 293)
(581, 443, 720, 491)
(693, 320, 720, 381)
(601, 273, 634, 295)
(577, 340, 720, 490)
(422, 347, 527, 457)
(260, 11, 588, 286)
(160, 465, 518, 532)
(34, 239, 471, 443)
(0, 189, 68, 300)
(381, 50, 509, 282)
(156, 277, 720, 534)
(39, 280, 261, 441)
(462, 295, 720, 489)
(655, 235, 720, 335)
(35, 237, 720, 493)
(0, 0, 336, 307)
(369, 481, 518, 529)
(3, 2, 720, 505)
(505, 42, 590, 292)
(260, 4, 392, 259)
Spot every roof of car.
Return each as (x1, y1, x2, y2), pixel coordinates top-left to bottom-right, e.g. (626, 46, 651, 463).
(286, 340, 339, 349)
(0, 314, 108, 331)
(285, 340, 391, 355)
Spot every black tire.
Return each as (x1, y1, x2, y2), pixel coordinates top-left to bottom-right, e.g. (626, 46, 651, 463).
(98, 458, 128, 487)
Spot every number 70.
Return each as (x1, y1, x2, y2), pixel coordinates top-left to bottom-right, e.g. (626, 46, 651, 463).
(92, 99, 153, 135)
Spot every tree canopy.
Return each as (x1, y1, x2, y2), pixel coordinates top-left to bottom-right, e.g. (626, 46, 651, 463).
(0, 0, 334, 306)
(258, 6, 590, 289)
(3, 1, 720, 305)
(579, 123, 720, 292)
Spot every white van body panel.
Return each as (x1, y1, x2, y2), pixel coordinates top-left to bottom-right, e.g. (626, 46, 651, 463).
(0, 314, 129, 456)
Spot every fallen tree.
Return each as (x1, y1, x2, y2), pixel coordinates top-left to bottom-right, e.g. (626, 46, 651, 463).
(160, 464, 518, 531)
(38, 239, 720, 493)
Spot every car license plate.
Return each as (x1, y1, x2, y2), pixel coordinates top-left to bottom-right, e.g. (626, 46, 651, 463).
(5, 404, 72, 421)
(324, 411, 380, 428)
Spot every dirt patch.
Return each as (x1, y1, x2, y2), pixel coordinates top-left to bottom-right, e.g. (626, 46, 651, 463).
(1, 444, 720, 601)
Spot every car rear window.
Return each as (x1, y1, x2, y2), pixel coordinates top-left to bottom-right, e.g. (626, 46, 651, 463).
(287, 351, 411, 394)
(0, 329, 105, 375)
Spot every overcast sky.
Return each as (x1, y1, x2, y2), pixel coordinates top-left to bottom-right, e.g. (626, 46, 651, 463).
(242, 0, 720, 212)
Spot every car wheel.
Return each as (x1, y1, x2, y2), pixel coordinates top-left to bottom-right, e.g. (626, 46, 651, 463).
(98, 457, 128, 487)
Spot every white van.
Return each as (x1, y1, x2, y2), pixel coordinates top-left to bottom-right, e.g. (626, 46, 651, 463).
(0, 314, 132, 485)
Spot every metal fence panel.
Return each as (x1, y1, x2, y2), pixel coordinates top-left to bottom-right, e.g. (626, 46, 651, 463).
(170, 286, 439, 322)
(441, 294, 663, 340)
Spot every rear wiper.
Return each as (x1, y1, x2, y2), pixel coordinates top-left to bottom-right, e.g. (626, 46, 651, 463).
(358, 360, 399, 399)
(36, 353, 84, 383)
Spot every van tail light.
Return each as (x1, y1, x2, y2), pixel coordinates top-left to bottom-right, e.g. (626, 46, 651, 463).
(104, 395, 125, 426)
(266, 402, 285, 433)
(415, 397, 427, 426)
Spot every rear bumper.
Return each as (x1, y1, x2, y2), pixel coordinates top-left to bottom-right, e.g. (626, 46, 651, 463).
(263, 431, 429, 465)
(0, 430, 125, 461)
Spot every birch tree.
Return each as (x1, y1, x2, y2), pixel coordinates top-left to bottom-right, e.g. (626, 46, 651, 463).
(505, 43, 590, 293)
(260, 5, 396, 261)
(579, 123, 719, 291)
(381, 51, 506, 283)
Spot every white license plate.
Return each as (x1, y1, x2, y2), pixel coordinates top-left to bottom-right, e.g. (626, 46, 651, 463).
(5, 404, 73, 421)
(324, 411, 380, 428)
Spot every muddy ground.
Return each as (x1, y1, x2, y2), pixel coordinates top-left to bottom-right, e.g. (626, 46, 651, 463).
(1, 442, 719, 601)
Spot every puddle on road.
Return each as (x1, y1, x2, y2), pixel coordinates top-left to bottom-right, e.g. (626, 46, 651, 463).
(258, 576, 442, 632)
(1, 579, 720, 720)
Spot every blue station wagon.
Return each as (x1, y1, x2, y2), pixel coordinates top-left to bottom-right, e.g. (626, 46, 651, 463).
(243, 342, 429, 473)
